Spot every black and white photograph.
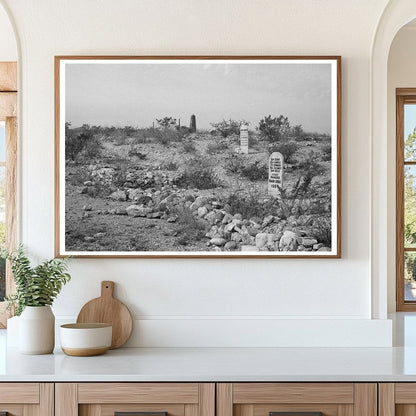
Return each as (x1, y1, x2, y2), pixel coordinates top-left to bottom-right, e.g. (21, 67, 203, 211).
(55, 56, 341, 257)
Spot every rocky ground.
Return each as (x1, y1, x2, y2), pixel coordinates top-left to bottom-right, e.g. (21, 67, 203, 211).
(64, 130, 332, 253)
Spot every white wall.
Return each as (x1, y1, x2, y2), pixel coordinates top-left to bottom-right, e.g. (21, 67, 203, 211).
(0, 3, 16, 62)
(0, 0, 393, 346)
(387, 26, 416, 312)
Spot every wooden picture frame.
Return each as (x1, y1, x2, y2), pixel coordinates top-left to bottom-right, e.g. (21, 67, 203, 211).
(55, 56, 341, 258)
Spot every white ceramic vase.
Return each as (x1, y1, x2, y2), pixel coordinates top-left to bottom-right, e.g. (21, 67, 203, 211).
(19, 306, 55, 354)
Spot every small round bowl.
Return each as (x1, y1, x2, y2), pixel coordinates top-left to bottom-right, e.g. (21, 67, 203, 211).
(60, 323, 112, 357)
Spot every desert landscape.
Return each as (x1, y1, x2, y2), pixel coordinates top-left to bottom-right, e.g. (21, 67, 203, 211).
(64, 116, 333, 253)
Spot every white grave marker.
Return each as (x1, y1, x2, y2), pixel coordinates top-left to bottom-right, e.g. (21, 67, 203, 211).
(240, 124, 249, 154)
(268, 152, 284, 197)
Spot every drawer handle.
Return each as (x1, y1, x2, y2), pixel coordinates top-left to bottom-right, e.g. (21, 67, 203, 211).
(115, 412, 168, 416)
(270, 413, 323, 416)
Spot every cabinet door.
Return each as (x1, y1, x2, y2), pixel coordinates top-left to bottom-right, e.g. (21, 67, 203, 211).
(0, 383, 53, 416)
(217, 383, 377, 416)
(379, 383, 416, 416)
(55, 383, 215, 416)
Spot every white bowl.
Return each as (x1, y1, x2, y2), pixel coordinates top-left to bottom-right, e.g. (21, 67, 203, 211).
(60, 323, 112, 356)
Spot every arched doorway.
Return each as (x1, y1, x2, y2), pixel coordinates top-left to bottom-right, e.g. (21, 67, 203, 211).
(371, 1, 416, 318)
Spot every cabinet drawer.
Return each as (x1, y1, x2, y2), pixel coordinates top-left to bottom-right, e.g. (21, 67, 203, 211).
(56, 383, 215, 416)
(0, 383, 53, 415)
(379, 383, 416, 415)
(218, 383, 376, 416)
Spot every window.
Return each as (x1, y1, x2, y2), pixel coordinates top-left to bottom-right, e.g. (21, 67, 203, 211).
(396, 89, 416, 310)
(0, 62, 17, 326)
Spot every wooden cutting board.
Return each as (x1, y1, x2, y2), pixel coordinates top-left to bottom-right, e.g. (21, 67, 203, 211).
(76, 281, 133, 349)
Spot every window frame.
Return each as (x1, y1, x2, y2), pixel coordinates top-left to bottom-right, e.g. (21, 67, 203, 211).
(0, 62, 17, 327)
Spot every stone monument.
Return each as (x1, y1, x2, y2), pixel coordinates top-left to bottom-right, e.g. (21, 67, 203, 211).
(268, 152, 284, 197)
(189, 114, 196, 133)
(240, 124, 249, 154)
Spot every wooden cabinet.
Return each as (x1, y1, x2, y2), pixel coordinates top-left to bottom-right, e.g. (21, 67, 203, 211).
(55, 383, 215, 416)
(0, 380, 413, 416)
(217, 383, 377, 416)
(379, 383, 416, 416)
(0, 383, 53, 416)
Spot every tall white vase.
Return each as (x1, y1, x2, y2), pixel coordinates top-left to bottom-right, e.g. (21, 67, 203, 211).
(19, 306, 55, 354)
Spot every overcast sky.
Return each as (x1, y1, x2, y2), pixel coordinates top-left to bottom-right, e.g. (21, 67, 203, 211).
(65, 61, 332, 133)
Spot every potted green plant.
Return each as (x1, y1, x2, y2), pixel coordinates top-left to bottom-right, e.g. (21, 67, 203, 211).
(4, 246, 71, 354)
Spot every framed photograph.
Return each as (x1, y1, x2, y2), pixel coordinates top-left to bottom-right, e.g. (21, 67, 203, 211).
(55, 56, 341, 258)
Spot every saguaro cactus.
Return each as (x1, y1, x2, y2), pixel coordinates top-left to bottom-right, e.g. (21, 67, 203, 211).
(189, 114, 196, 133)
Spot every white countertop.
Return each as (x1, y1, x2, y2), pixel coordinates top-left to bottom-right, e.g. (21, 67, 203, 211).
(2, 313, 416, 382)
(2, 346, 416, 382)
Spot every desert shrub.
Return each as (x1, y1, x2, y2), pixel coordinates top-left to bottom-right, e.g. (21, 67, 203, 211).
(123, 125, 137, 137)
(258, 114, 290, 142)
(173, 205, 207, 245)
(182, 141, 197, 153)
(311, 216, 332, 246)
(66, 223, 108, 251)
(210, 119, 248, 138)
(66, 130, 103, 161)
(156, 116, 178, 129)
(161, 161, 178, 171)
(291, 124, 304, 139)
(154, 128, 185, 145)
(66, 166, 91, 186)
(114, 135, 130, 146)
(175, 158, 222, 189)
(206, 140, 229, 155)
(240, 161, 268, 181)
(225, 154, 244, 174)
(128, 147, 147, 159)
(111, 163, 129, 189)
(297, 151, 326, 180)
(132, 136, 148, 144)
(225, 189, 278, 219)
(320, 143, 332, 162)
(269, 141, 299, 163)
(275, 156, 326, 218)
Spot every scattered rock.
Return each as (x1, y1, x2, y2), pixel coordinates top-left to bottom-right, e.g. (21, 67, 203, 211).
(127, 188, 142, 201)
(126, 205, 147, 217)
(167, 215, 178, 223)
(210, 237, 227, 246)
(262, 215, 275, 227)
(255, 233, 275, 250)
(222, 213, 233, 224)
(82, 205, 92, 211)
(313, 243, 324, 251)
(297, 237, 318, 247)
(224, 241, 238, 251)
(279, 230, 298, 251)
(198, 206, 208, 217)
(224, 222, 236, 233)
(231, 219, 243, 226)
(318, 246, 331, 252)
(205, 226, 218, 239)
(109, 190, 127, 201)
(84, 236, 95, 242)
(205, 211, 218, 225)
(190, 196, 208, 211)
(157, 201, 168, 212)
